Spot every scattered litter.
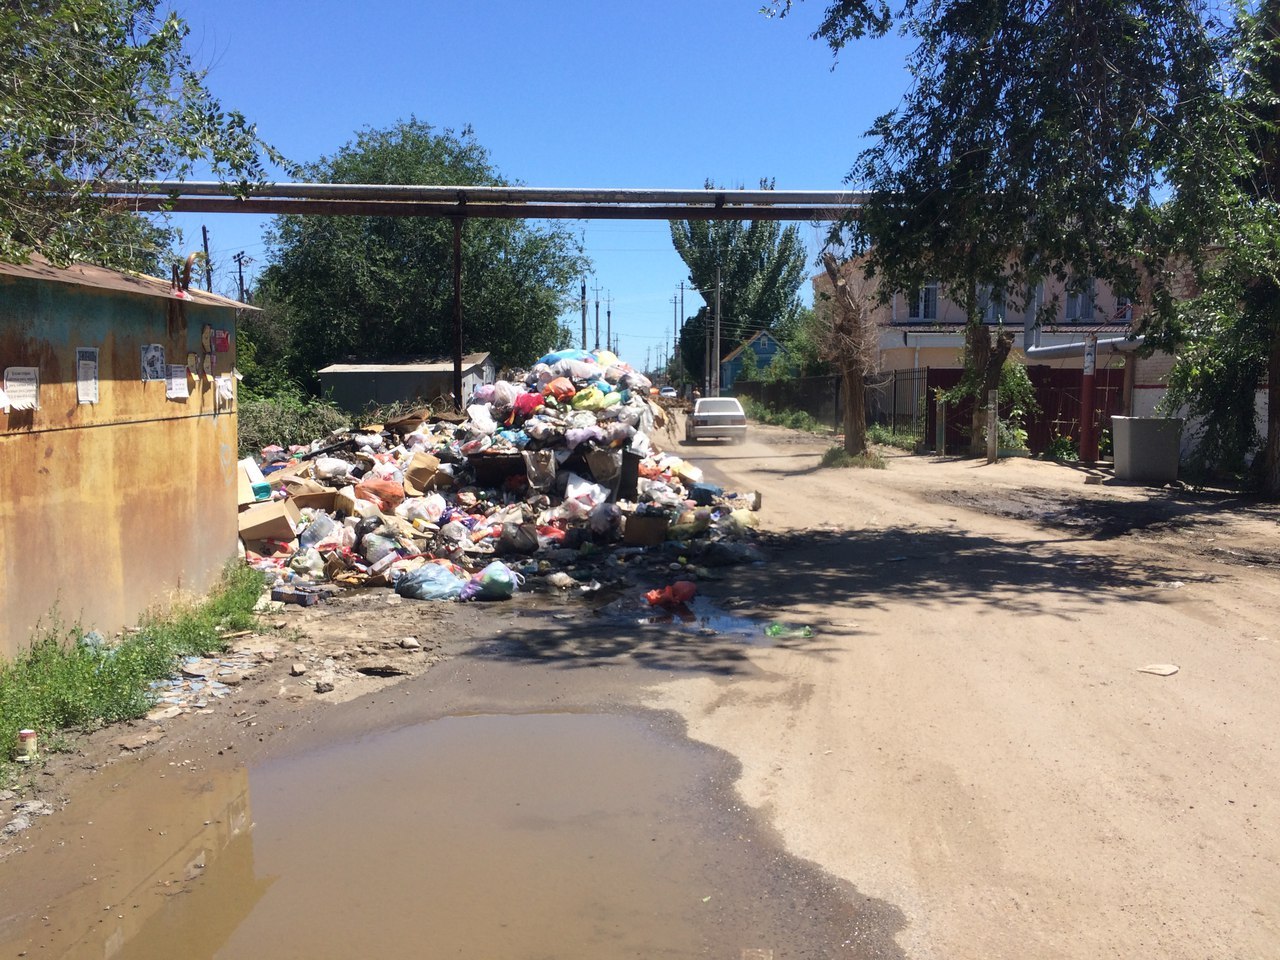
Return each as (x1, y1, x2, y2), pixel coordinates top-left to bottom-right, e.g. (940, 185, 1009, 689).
(1138, 663, 1180, 676)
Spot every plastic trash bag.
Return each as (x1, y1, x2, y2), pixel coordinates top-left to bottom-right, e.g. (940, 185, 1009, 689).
(289, 547, 326, 578)
(645, 580, 697, 607)
(498, 522, 539, 555)
(463, 560, 523, 600)
(467, 404, 497, 435)
(523, 450, 557, 491)
(314, 457, 353, 481)
(492, 380, 519, 406)
(300, 512, 342, 551)
(361, 533, 402, 565)
(395, 563, 467, 601)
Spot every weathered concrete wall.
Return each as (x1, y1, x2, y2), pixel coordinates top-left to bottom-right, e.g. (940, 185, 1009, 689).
(0, 275, 239, 658)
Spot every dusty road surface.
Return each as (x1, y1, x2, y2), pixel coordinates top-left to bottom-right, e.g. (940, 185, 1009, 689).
(2, 417, 1278, 959)
(655, 423, 1280, 959)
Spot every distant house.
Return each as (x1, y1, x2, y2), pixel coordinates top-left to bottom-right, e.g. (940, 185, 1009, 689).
(0, 255, 251, 657)
(720, 331, 784, 391)
(317, 353, 495, 412)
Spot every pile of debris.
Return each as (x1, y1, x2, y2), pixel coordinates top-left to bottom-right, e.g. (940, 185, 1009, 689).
(238, 349, 762, 603)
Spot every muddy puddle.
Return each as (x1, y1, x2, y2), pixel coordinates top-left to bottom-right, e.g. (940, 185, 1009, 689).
(2, 712, 900, 959)
(513, 593, 771, 642)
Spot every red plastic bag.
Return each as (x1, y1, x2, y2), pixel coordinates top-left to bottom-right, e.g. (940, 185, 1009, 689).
(645, 580, 697, 607)
(512, 392, 544, 419)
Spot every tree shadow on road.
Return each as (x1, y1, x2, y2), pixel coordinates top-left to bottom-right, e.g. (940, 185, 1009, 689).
(741, 526, 1206, 620)
(476, 590, 844, 677)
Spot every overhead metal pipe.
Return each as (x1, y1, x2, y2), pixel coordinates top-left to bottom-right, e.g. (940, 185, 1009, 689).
(96, 180, 868, 209)
(1023, 335, 1144, 360)
(112, 197, 839, 221)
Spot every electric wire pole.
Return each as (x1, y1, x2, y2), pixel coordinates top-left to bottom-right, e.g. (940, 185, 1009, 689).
(605, 292, 613, 352)
(580, 280, 587, 350)
(712, 262, 722, 396)
(201, 224, 213, 292)
(592, 281, 602, 350)
(232, 251, 250, 302)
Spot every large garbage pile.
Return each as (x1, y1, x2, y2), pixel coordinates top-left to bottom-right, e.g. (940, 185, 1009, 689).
(238, 348, 762, 604)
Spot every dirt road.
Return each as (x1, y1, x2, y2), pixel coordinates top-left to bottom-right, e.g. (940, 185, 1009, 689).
(3, 420, 1278, 958)
(652, 423, 1280, 959)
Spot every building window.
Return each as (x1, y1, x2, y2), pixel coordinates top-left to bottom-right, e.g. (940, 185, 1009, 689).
(1114, 297, 1133, 323)
(978, 285, 1005, 323)
(907, 282, 938, 321)
(1064, 279, 1095, 323)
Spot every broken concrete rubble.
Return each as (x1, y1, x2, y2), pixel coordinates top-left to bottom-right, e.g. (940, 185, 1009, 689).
(240, 348, 764, 604)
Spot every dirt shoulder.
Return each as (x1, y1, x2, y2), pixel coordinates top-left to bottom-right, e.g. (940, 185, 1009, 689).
(649, 423, 1280, 960)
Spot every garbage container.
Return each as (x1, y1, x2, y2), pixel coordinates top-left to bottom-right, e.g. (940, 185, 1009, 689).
(1111, 417, 1183, 483)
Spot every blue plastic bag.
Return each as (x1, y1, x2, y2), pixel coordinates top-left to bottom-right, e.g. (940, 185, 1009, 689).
(395, 564, 467, 601)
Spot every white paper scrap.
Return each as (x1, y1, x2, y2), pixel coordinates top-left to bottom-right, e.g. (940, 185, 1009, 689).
(76, 347, 99, 404)
(0, 386, 9, 414)
(165, 364, 189, 400)
(3, 367, 39, 411)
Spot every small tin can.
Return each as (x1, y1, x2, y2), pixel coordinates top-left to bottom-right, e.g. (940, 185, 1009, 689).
(15, 729, 37, 762)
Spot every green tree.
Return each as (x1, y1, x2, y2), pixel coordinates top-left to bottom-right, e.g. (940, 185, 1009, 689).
(1151, 0, 1280, 490)
(768, 0, 1229, 455)
(0, 0, 281, 269)
(258, 119, 588, 390)
(671, 187, 808, 383)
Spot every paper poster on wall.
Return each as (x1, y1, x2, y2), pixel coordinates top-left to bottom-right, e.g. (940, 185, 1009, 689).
(76, 347, 99, 404)
(165, 364, 189, 400)
(186, 351, 199, 373)
(202, 354, 214, 379)
(3, 367, 39, 411)
(213, 329, 231, 352)
(141, 344, 166, 382)
(201, 324, 213, 353)
(0, 386, 10, 414)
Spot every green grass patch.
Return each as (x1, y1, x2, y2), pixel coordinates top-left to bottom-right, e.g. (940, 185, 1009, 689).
(739, 396, 829, 434)
(821, 446, 887, 469)
(238, 392, 350, 458)
(867, 423, 923, 452)
(0, 564, 265, 781)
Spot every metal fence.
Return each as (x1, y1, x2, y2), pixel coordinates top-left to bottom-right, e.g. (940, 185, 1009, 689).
(735, 364, 1126, 456)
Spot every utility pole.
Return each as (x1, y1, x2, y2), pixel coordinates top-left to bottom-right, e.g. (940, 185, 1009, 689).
(232, 251, 250, 302)
(645, 346, 651, 374)
(712, 262, 722, 396)
(592, 281, 602, 350)
(580, 280, 588, 350)
(605, 291, 614, 352)
(678, 281, 685, 385)
(671, 295, 679, 384)
(200, 225, 212, 292)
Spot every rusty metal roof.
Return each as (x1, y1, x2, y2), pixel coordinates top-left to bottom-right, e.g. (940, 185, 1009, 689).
(317, 353, 491, 375)
(0, 255, 255, 309)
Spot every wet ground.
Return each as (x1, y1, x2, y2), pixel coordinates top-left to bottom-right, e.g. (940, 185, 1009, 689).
(0, 706, 900, 960)
(0, 581, 895, 960)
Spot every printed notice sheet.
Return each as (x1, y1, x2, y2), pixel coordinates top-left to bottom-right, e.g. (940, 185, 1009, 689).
(3, 367, 39, 410)
(165, 364, 189, 400)
(76, 347, 99, 404)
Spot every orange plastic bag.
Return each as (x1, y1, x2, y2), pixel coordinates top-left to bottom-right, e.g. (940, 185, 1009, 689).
(645, 580, 697, 607)
(543, 377, 576, 401)
(354, 478, 405, 512)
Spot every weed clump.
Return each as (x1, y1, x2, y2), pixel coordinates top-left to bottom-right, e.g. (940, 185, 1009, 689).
(821, 447, 886, 469)
(0, 564, 265, 778)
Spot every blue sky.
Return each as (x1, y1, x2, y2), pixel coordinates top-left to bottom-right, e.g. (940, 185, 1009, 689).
(168, 0, 912, 369)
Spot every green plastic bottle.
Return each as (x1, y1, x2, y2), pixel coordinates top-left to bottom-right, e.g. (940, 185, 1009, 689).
(764, 622, 813, 639)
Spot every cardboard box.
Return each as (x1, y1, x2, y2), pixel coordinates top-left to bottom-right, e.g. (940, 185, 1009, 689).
(237, 499, 302, 541)
(403, 451, 444, 495)
(623, 514, 669, 547)
(279, 475, 337, 512)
